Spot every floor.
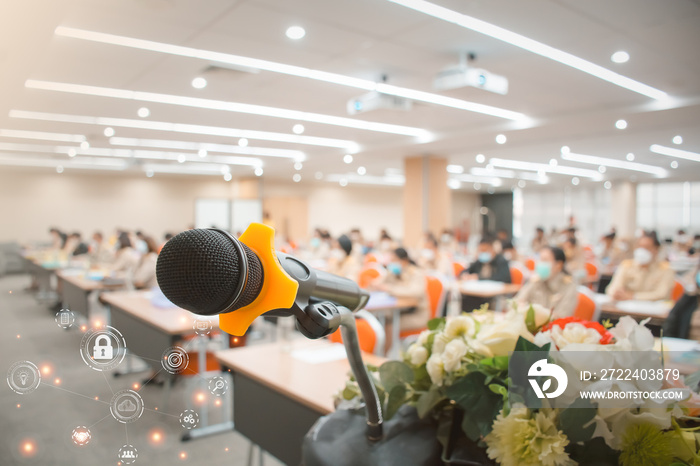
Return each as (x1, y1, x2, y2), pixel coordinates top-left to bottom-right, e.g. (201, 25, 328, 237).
(1, 273, 284, 466)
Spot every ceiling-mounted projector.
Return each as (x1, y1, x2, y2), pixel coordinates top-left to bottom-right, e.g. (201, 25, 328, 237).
(433, 64, 509, 95)
(347, 91, 412, 115)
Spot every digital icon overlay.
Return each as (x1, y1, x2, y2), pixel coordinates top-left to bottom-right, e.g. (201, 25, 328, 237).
(193, 318, 213, 335)
(55, 309, 75, 329)
(79, 326, 126, 371)
(161, 346, 189, 374)
(179, 409, 200, 430)
(7, 360, 41, 395)
(208, 376, 228, 396)
(109, 389, 144, 424)
(71, 426, 91, 446)
(118, 444, 138, 464)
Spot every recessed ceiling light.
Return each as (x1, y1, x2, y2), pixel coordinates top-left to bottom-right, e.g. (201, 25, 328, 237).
(286, 26, 306, 40)
(615, 119, 627, 130)
(238, 138, 248, 147)
(146, 169, 154, 178)
(495, 134, 507, 144)
(177, 154, 186, 163)
(293, 173, 302, 182)
(446, 164, 464, 174)
(254, 167, 263, 177)
(221, 166, 230, 175)
(137, 107, 150, 118)
(191, 77, 207, 89)
(549, 158, 558, 166)
(561, 151, 667, 177)
(339, 178, 348, 187)
(315, 172, 323, 180)
(103, 127, 115, 137)
(80, 141, 89, 149)
(475, 154, 485, 163)
(611, 51, 630, 64)
(517, 180, 526, 188)
(56, 165, 64, 173)
(598, 166, 606, 173)
(604, 181, 611, 189)
(560, 146, 570, 154)
(224, 172, 232, 181)
(68, 148, 77, 157)
(672, 135, 683, 145)
(357, 166, 367, 175)
(473, 182, 481, 190)
(626, 152, 635, 161)
(571, 177, 580, 185)
(198, 149, 207, 158)
(292, 124, 305, 134)
(447, 179, 461, 189)
(671, 161, 679, 169)
(294, 161, 303, 170)
(343, 154, 353, 164)
(487, 187, 495, 194)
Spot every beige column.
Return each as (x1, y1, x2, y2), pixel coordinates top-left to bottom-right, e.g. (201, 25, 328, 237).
(403, 155, 451, 248)
(611, 181, 637, 238)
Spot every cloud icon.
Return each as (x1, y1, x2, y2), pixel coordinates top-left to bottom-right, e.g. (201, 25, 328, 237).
(117, 399, 137, 412)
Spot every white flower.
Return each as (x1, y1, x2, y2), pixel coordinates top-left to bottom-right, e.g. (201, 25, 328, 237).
(477, 317, 534, 357)
(432, 333, 449, 355)
(468, 339, 494, 358)
(416, 329, 431, 346)
(542, 323, 601, 350)
(444, 315, 477, 339)
(515, 302, 552, 328)
(407, 344, 429, 366)
(442, 338, 468, 372)
(609, 316, 654, 351)
(426, 354, 445, 386)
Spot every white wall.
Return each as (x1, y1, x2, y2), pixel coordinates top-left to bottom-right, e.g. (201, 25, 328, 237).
(637, 181, 700, 240)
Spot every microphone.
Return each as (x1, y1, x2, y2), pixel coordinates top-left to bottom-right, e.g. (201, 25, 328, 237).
(156, 224, 370, 336)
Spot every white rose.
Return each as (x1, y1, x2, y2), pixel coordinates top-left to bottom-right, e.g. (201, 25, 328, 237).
(468, 340, 494, 358)
(407, 344, 429, 366)
(548, 323, 601, 349)
(444, 315, 477, 339)
(477, 318, 533, 357)
(432, 333, 449, 355)
(519, 303, 552, 328)
(416, 329, 431, 346)
(426, 355, 445, 386)
(608, 316, 654, 351)
(442, 338, 468, 372)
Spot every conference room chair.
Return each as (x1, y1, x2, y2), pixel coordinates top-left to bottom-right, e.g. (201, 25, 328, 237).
(510, 267, 524, 285)
(357, 265, 383, 289)
(584, 262, 599, 289)
(452, 262, 465, 277)
(524, 258, 536, 272)
(328, 309, 386, 356)
(400, 275, 446, 340)
(573, 286, 600, 322)
(672, 280, 685, 302)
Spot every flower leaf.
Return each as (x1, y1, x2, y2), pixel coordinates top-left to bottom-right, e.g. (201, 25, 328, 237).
(385, 384, 407, 420)
(379, 361, 414, 393)
(559, 398, 597, 443)
(416, 385, 445, 419)
(514, 335, 550, 353)
(428, 317, 446, 331)
(446, 372, 503, 440)
(525, 304, 538, 334)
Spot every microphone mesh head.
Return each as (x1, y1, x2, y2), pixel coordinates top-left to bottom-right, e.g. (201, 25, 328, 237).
(156, 229, 264, 315)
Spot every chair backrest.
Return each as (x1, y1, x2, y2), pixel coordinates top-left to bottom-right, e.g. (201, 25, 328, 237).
(328, 309, 386, 355)
(573, 287, 599, 321)
(425, 275, 446, 319)
(584, 262, 598, 278)
(671, 280, 685, 301)
(452, 262, 465, 277)
(510, 267, 524, 285)
(524, 258, 536, 271)
(358, 267, 381, 289)
(364, 253, 378, 264)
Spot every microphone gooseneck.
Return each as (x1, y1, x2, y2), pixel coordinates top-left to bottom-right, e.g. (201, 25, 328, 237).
(156, 229, 264, 316)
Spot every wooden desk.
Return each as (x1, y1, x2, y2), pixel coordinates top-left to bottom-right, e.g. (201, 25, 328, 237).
(56, 270, 124, 319)
(364, 294, 421, 358)
(215, 340, 384, 466)
(599, 301, 672, 323)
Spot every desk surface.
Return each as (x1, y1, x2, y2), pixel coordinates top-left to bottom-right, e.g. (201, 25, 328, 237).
(56, 269, 125, 292)
(459, 282, 521, 298)
(364, 295, 421, 312)
(101, 290, 217, 335)
(215, 340, 385, 415)
(600, 301, 672, 320)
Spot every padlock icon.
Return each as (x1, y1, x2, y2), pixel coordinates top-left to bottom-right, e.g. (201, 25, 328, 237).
(93, 335, 113, 360)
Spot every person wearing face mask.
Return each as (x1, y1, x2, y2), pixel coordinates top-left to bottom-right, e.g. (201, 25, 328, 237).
(605, 232, 675, 301)
(418, 234, 453, 277)
(531, 227, 548, 253)
(460, 238, 511, 283)
(663, 260, 700, 339)
(370, 247, 428, 332)
(110, 232, 140, 276)
(515, 246, 579, 318)
(326, 234, 361, 281)
(562, 237, 585, 278)
(89, 231, 114, 264)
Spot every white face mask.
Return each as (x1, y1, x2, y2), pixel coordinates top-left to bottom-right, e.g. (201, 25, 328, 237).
(330, 249, 345, 260)
(633, 247, 653, 265)
(420, 249, 435, 260)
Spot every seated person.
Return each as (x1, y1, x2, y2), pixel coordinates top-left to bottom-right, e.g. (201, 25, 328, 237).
(562, 237, 585, 278)
(663, 260, 700, 339)
(110, 232, 140, 276)
(605, 232, 675, 301)
(90, 231, 114, 263)
(460, 238, 511, 283)
(49, 227, 67, 250)
(531, 226, 548, 253)
(64, 232, 89, 256)
(501, 241, 519, 263)
(370, 248, 428, 332)
(326, 234, 361, 281)
(417, 234, 453, 278)
(133, 237, 159, 289)
(515, 246, 578, 318)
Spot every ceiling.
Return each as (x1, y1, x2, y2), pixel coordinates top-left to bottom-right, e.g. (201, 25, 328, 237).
(1, 0, 699, 192)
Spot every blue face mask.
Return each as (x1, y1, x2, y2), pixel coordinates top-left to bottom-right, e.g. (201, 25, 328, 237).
(310, 237, 321, 248)
(535, 261, 552, 280)
(696, 271, 700, 287)
(387, 262, 402, 276)
(478, 252, 493, 263)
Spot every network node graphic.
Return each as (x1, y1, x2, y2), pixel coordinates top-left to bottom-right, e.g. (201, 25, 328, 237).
(80, 326, 127, 371)
(161, 346, 189, 374)
(7, 361, 41, 395)
(55, 309, 75, 329)
(118, 444, 138, 464)
(179, 409, 200, 430)
(109, 389, 144, 424)
(71, 426, 91, 446)
(208, 376, 228, 397)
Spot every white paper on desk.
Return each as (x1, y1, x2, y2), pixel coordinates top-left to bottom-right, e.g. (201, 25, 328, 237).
(291, 344, 347, 364)
(366, 292, 398, 309)
(461, 280, 505, 292)
(616, 300, 671, 315)
(658, 337, 700, 353)
(593, 293, 613, 306)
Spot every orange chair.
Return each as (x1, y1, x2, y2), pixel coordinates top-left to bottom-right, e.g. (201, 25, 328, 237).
(525, 258, 536, 271)
(671, 281, 685, 301)
(452, 262, 465, 277)
(400, 276, 445, 339)
(573, 288, 598, 321)
(358, 267, 382, 289)
(510, 267, 524, 285)
(583, 262, 599, 290)
(328, 309, 386, 355)
(364, 253, 378, 264)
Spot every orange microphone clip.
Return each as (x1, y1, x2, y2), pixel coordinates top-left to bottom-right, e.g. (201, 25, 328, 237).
(218, 223, 299, 336)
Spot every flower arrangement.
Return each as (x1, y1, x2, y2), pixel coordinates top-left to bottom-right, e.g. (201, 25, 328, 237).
(340, 303, 700, 465)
